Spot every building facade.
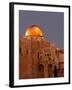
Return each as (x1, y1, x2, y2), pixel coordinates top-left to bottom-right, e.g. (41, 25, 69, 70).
(19, 36, 64, 79)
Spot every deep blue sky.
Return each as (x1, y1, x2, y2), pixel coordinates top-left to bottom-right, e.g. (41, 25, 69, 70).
(19, 10, 64, 49)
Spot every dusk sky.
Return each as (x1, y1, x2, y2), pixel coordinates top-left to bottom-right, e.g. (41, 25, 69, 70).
(19, 10, 64, 49)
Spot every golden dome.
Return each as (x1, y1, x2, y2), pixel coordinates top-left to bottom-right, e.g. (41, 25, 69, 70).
(25, 25, 43, 37)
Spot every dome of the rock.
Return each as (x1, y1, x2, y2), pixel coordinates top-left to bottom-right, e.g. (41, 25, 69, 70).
(25, 25, 43, 37)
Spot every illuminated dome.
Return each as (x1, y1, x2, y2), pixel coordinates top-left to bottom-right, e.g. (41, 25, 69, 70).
(25, 25, 43, 37)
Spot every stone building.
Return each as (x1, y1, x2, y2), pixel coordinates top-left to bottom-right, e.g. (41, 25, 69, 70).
(19, 25, 64, 79)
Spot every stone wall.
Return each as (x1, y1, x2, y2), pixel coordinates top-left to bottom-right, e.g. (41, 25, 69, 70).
(19, 36, 64, 79)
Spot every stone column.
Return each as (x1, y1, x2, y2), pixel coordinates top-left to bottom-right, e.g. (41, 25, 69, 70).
(26, 39, 33, 78)
(44, 61, 48, 78)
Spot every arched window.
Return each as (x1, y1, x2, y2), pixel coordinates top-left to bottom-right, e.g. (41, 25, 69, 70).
(26, 49, 28, 55)
(38, 64, 44, 78)
(54, 66, 58, 77)
(19, 47, 21, 55)
(48, 64, 53, 77)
